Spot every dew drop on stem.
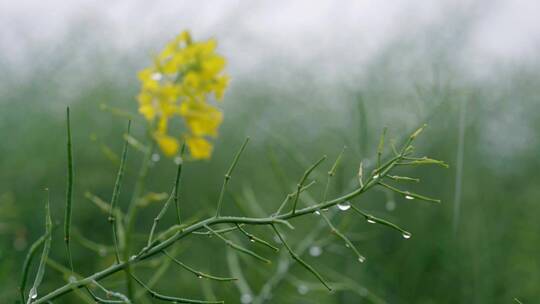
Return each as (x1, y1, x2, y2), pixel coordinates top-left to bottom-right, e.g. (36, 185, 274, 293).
(29, 288, 38, 300)
(309, 246, 322, 257)
(402, 232, 412, 239)
(337, 201, 351, 211)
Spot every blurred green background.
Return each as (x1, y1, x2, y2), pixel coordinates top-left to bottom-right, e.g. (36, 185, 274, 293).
(1, 1, 539, 303)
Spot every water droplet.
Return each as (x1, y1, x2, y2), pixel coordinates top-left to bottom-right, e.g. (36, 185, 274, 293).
(337, 201, 351, 211)
(309, 246, 322, 257)
(358, 256, 366, 263)
(29, 288, 38, 299)
(240, 293, 253, 304)
(151, 153, 160, 162)
(197, 275, 203, 279)
(366, 217, 376, 224)
(404, 194, 414, 200)
(385, 200, 396, 211)
(68, 275, 77, 283)
(373, 174, 380, 179)
(297, 284, 309, 295)
(249, 238, 256, 243)
(130, 255, 137, 261)
(314, 210, 321, 215)
(345, 243, 350, 248)
(174, 156, 183, 165)
(402, 232, 412, 239)
(151, 73, 163, 81)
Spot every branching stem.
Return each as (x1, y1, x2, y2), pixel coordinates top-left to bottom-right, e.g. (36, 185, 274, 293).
(215, 137, 249, 217)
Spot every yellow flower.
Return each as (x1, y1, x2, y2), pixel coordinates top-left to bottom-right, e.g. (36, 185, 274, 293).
(185, 136, 212, 159)
(154, 133, 179, 156)
(179, 100, 223, 137)
(137, 30, 229, 160)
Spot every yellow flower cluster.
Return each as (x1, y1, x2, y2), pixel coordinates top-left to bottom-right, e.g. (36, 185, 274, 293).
(137, 31, 229, 159)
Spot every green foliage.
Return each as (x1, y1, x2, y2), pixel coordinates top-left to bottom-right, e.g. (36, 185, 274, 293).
(18, 110, 444, 303)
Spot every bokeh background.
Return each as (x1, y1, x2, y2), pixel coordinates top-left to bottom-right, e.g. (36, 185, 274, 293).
(1, 1, 539, 303)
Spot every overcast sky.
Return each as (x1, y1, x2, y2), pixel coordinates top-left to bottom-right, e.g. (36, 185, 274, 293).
(1, 0, 540, 80)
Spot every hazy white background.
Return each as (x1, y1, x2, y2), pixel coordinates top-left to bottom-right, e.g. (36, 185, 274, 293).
(1, 0, 540, 80)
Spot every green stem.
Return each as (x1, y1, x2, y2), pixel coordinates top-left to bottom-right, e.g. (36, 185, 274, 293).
(65, 107, 75, 273)
(174, 144, 186, 224)
(271, 225, 332, 291)
(109, 121, 131, 263)
(123, 141, 155, 299)
(291, 156, 327, 215)
(215, 137, 249, 217)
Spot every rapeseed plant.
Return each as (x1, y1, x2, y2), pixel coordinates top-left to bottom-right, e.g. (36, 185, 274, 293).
(19, 30, 446, 304)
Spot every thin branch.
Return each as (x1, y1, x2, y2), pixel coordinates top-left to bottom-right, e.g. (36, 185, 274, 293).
(377, 127, 387, 168)
(174, 143, 186, 224)
(19, 224, 54, 303)
(27, 190, 53, 304)
(204, 224, 271, 264)
(378, 182, 441, 203)
(291, 156, 327, 215)
(64, 107, 75, 273)
(147, 193, 174, 248)
(86, 281, 130, 304)
(236, 224, 279, 252)
(320, 214, 366, 263)
(215, 137, 250, 217)
(387, 175, 420, 183)
(163, 250, 237, 281)
(109, 120, 131, 263)
(271, 225, 332, 291)
(349, 205, 411, 238)
(253, 212, 336, 304)
(274, 180, 316, 216)
(123, 140, 155, 299)
(131, 274, 224, 303)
